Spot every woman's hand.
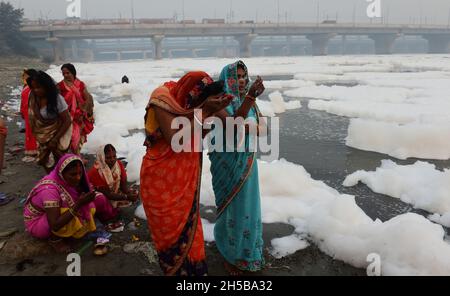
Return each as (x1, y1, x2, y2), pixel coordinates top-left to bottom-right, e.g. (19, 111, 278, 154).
(203, 94, 233, 115)
(75, 191, 96, 209)
(248, 76, 265, 98)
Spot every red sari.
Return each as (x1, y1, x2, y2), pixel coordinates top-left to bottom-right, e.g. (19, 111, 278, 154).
(20, 86, 38, 154)
(88, 160, 127, 191)
(58, 79, 94, 154)
(140, 72, 213, 276)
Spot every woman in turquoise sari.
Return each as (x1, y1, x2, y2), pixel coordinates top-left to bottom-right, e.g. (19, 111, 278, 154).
(209, 61, 266, 275)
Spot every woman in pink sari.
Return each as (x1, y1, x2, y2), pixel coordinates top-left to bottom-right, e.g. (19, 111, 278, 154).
(24, 154, 117, 252)
(58, 64, 94, 155)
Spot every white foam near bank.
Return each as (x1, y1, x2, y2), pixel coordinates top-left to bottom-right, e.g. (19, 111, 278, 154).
(269, 234, 310, 259)
(344, 160, 450, 225)
(429, 213, 450, 228)
(284, 84, 423, 104)
(345, 119, 450, 160)
(268, 91, 301, 114)
(136, 156, 450, 275)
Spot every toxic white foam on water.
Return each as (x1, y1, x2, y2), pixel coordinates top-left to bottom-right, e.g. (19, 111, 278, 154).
(136, 156, 450, 275)
(346, 119, 450, 160)
(35, 56, 450, 274)
(429, 213, 450, 228)
(344, 160, 450, 226)
(269, 234, 310, 259)
(268, 91, 301, 114)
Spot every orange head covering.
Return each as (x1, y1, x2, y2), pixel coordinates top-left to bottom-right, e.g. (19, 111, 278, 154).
(165, 71, 214, 109)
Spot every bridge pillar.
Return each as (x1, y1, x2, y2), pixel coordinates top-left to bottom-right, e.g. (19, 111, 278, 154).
(341, 35, 347, 55)
(235, 34, 257, 58)
(423, 34, 450, 54)
(70, 40, 79, 61)
(306, 34, 335, 56)
(47, 37, 65, 63)
(369, 34, 399, 55)
(84, 48, 95, 62)
(284, 36, 292, 56)
(152, 35, 164, 60)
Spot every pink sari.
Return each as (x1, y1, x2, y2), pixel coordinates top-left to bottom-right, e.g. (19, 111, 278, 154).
(24, 154, 117, 239)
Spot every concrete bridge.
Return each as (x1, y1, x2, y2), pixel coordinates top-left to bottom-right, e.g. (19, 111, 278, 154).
(21, 22, 450, 62)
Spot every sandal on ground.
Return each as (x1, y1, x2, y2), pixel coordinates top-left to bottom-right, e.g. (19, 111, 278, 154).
(93, 242, 108, 256)
(22, 156, 36, 163)
(0, 194, 14, 207)
(105, 221, 125, 233)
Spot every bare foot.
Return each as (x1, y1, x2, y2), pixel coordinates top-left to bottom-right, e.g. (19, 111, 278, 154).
(49, 239, 72, 254)
(224, 261, 244, 276)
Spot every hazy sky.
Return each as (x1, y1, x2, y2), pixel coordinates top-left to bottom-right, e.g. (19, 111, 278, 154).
(4, 0, 450, 25)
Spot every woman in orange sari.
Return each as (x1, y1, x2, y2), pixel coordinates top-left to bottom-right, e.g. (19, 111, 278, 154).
(140, 71, 232, 276)
(58, 63, 94, 154)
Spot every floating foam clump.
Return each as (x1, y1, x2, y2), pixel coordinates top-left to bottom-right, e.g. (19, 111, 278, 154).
(344, 160, 450, 226)
(346, 119, 450, 160)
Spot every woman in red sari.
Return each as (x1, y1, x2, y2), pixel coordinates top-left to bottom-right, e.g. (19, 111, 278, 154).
(20, 69, 39, 162)
(88, 144, 138, 210)
(140, 72, 232, 276)
(0, 116, 6, 175)
(58, 63, 94, 155)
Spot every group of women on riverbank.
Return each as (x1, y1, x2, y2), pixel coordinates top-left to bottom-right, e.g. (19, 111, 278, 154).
(20, 59, 267, 276)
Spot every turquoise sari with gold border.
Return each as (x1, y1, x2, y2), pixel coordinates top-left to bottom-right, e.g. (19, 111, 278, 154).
(208, 61, 264, 271)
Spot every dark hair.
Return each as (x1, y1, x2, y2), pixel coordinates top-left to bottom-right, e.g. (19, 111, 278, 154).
(61, 63, 77, 78)
(104, 144, 116, 154)
(198, 80, 225, 101)
(62, 159, 90, 193)
(237, 61, 247, 73)
(27, 71, 60, 117)
(24, 69, 38, 78)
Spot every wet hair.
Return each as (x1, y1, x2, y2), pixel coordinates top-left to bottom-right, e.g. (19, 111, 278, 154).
(27, 71, 60, 117)
(198, 80, 224, 101)
(186, 80, 225, 109)
(61, 63, 77, 78)
(62, 159, 90, 192)
(104, 144, 116, 155)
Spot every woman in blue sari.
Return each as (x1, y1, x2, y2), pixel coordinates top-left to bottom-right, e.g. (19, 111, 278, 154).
(209, 61, 266, 275)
